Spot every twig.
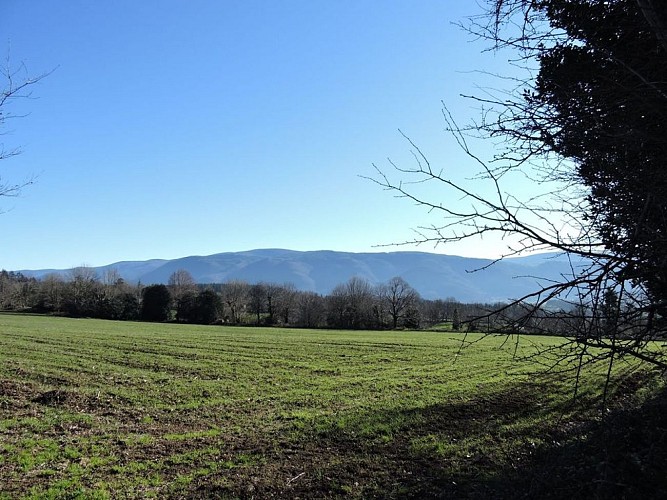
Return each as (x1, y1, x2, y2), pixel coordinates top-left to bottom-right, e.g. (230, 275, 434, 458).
(287, 472, 305, 485)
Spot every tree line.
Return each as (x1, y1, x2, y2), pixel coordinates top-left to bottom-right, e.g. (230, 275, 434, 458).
(0, 267, 520, 331)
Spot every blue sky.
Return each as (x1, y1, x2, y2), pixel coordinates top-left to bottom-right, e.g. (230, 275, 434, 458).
(1, 1, 518, 270)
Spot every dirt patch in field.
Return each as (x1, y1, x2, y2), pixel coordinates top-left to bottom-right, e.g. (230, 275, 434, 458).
(0, 379, 40, 412)
(23, 386, 143, 420)
(32, 389, 75, 406)
(0, 379, 37, 399)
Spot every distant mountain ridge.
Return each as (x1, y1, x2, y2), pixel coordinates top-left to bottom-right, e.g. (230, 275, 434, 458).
(17, 249, 582, 303)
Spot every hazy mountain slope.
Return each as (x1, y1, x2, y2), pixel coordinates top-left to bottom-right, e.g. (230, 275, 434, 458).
(17, 249, 583, 303)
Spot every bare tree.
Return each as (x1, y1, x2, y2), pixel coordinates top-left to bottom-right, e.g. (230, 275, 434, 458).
(378, 276, 420, 329)
(168, 269, 196, 303)
(267, 282, 297, 325)
(1, 57, 50, 204)
(327, 277, 375, 329)
(0, 270, 37, 310)
(101, 268, 122, 286)
(368, 0, 667, 372)
(63, 266, 101, 316)
(221, 280, 249, 324)
(295, 291, 326, 328)
(39, 273, 65, 312)
(248, 283, 266, 325)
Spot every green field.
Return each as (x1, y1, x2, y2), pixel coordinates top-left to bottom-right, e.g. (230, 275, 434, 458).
(0, 314, 664, 498)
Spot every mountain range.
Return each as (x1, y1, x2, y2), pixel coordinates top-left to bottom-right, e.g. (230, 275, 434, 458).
(18, 249, 584, 303)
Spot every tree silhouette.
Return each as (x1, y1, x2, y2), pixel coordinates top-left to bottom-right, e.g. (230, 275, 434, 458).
(369, 0, 667, 370)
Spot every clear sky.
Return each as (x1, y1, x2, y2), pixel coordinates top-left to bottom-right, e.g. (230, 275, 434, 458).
(1, 1, 520, 271)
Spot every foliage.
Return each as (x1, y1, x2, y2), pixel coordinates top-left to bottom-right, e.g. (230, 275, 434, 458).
(452, 307, 461, 331)
(141, 284, 172, 322)
(369, 0, 667, 370)
(176, 289, 222, 324)
(0, 271, 37, 310)
(529, 1, 667, 310)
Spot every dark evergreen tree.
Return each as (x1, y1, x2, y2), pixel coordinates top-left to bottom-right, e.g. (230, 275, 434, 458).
(176, 291, 198, 323)
(175, 289, 222, 324)
(115, 292, 140, 321)
(371, 0, 667, 368)
(141, 284, 172, 322)
(452, 307, 461, 332)
(194, 289, 222, 324)
(511, 0, 667, 310)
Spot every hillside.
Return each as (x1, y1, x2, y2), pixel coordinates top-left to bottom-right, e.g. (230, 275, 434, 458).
(18, 249, 584, 303)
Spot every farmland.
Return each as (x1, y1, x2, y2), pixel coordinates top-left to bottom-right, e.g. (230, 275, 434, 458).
(0, 314, 664, 498)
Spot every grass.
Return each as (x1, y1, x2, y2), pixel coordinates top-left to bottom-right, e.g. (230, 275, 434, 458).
(0, 313, 664, 498)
